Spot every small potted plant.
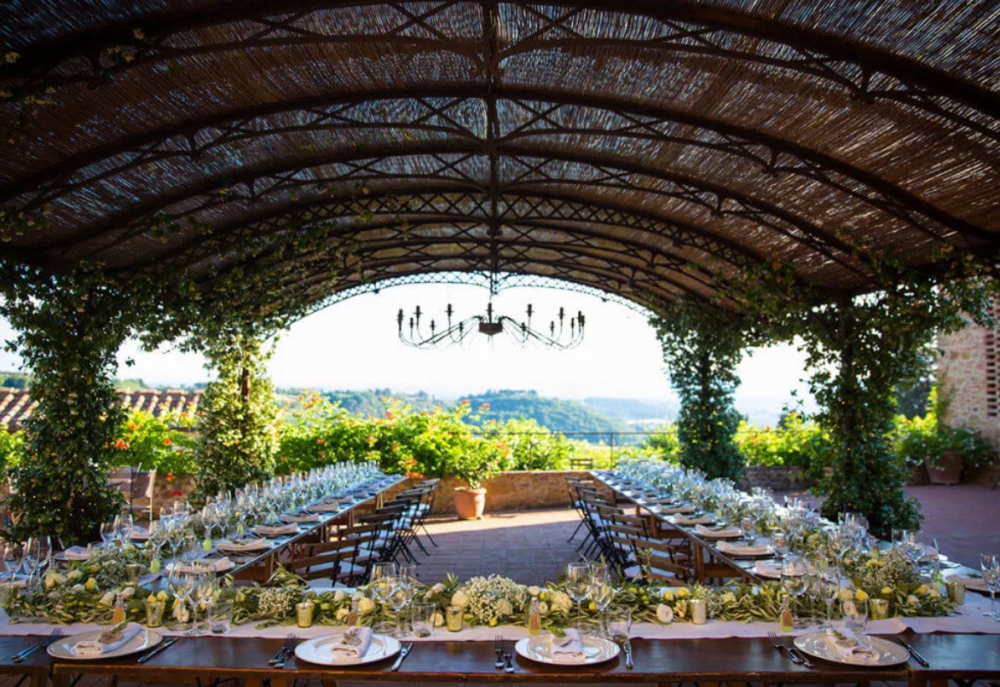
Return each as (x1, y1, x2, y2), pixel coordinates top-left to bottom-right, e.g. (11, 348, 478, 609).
(449, 447, 502, 520)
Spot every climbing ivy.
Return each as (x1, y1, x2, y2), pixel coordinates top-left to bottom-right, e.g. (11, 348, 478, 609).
(190, 331, 279, 502)
(0, 264, 157, 544)
(651, 298, 756, 483)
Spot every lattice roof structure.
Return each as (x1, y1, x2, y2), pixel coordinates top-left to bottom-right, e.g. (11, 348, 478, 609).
(0, 1, 998, 313)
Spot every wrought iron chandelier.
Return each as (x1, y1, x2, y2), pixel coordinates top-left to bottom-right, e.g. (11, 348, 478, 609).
(397, 299, 585, 350)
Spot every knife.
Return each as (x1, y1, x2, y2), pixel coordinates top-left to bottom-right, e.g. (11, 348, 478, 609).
(10, 642, 41, 663)
(390, 642, 413, 672)
(623, 639, 633, 670)
(137, 637, 178, 664)
(896, 638, 929, 667)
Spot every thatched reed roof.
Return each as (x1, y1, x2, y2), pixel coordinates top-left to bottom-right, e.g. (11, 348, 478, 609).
(0, 1, 998, 312)
(0, 387, 200, 430)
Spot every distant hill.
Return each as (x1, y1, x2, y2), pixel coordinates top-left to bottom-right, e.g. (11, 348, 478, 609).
(318, 389, 440, 416)
(583, 397, 677, 421)
(462, 390, 628, 439)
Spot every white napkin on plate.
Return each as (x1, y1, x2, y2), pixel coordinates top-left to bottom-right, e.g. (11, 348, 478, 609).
(327, 627, 373, 659)
(754, 560, 781, 578)
(73, 623, 143, 657)
(254, 523, 299, 536)
(675, 514, 715, 526)
(282, 512, 320, 523)
(717, 540, 772, 557)
(61, 546, 91, 561)
(170, 557, 232, 573)
(216, 538, 267, 552)
(695, 524, 742, 539)
(661, 505, 695, 515)
(826, 627, 880, 663)
(548, 629, 586, 664)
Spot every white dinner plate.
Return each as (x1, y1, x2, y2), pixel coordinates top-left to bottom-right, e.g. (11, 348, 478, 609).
(294, 633, 400, 666)
(48, 629, 162, 660)
(793, 631, 909, 667)
(515, 634, 620, 666)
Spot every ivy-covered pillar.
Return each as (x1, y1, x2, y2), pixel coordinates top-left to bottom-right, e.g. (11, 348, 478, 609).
(192, 330, 279, 501)
(651, 298, 749, 483)
(0, 267, 148, 544)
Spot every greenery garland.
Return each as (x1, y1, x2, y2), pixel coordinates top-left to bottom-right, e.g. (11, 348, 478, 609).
(651, 298, 755, 483)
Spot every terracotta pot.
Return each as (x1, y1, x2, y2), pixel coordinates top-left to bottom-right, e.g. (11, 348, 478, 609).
(454, 487, 487, 520)
(925, 450, 963, 485)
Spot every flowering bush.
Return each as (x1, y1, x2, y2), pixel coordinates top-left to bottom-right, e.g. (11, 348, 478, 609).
(109, 408, 197, 474)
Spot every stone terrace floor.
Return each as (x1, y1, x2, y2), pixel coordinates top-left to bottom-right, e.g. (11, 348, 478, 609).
(411, 483, 1000, 585)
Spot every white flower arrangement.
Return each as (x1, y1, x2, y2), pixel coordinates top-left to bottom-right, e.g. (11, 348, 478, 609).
(457, 575, 528, 626)
(656, 604, 674, 623)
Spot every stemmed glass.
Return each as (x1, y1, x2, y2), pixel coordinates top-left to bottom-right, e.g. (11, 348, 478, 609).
(588, 567, 615, 637)
(388, 573, 414, 638)
(370, 562, 397, 634)
(100, 521, 117, 549)
(841, 596, 870, 646)
(23, 536, 50, 588)
(116, 513, 134, 547)
(0, 541, 22, 581)
(780, 557, 807, 629)
(166, 521, 186, 568)
(148, 521, 168, 574)
(192, 567, 217, 635)
(167, 565, 195, 632)
(565, 563, 591, 616)
(980, 553, 999, 620)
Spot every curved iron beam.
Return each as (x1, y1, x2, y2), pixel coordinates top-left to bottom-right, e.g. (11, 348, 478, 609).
(3, 0, 996, 137)
(2, 87, 987, 245)
(48, 141, 870, 278)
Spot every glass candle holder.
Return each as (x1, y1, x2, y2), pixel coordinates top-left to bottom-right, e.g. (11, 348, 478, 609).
(145, 599, 166, 628)
(296, 600, 315, 628)
(445, 605, 463, 632)
(126, 564, 142, 585)
(868, 598, 890, 620)
(690, 598, 707, 625)
(946, 579, 966, 604)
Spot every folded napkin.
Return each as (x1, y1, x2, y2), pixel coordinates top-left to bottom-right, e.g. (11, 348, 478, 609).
(695, 524, 742, 539)
(282, 512, 320, 523)
(325, 627, 373, 659)
(129, 526, 149, 541)
(675, 514, 715, 526)
(548, 629, 586, 664)
(170, 557, 232, 574)
(73, 623, 143, 657)
(753, 560, 781, 578)
(61, 546, 91, 561)
(645, 497, 677, 506)
(307, 502, 344, 513)
(717, 540, 772, 557)
(217, 538, 267, 553)
(826, 627, 879, 664)
(254, 523, 299, 536)
(661, 505, 695, 515)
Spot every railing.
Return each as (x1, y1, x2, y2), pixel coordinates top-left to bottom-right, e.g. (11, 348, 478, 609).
(479, 429, 666, 470)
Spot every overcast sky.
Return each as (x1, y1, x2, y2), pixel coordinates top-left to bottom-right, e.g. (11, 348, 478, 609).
(0, 283, 814, 413)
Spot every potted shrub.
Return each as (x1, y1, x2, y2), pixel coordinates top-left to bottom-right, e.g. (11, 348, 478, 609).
(448, 447, 502, 520)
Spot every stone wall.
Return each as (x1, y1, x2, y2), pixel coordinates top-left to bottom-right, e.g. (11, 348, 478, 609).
(938, 325, 999, 444)
(424, 471, 589, 515)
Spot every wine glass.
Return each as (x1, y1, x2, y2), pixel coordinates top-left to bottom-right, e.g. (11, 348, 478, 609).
(116, 513, 134, 547)
(370, 562, 397, 634)
(980, 553, 999, 620)
(780, 557, 807, 628)
(100, 521, 117, 549)
(0, 541, 22, 581)
(565, 563, 591, 614)
(841, 596, 870, 645)
(588, 571, 616, 637)
(23, 536, 50, 586)
(772, 529, 789, 561)
(192, 567, 217, 635)
(167, 565, 195, 632)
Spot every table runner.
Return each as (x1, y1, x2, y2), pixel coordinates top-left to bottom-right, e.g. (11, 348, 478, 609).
(1, 593, 995, 641)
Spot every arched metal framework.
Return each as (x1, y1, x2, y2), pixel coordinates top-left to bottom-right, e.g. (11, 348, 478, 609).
(0, 0, 998, 313)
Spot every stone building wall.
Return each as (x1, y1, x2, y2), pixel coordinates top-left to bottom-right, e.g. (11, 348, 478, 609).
(938, 325, 999, 444)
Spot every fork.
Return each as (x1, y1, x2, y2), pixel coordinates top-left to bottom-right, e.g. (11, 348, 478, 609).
(503, 638, 515, 673)
(494, 635, 504, 669)
(13, 629, 62, 663)
(780, 636, 813, 669)
(274, 634, 297, 669)
(269, 633, 295, 666)
(767, 631, 801, 665)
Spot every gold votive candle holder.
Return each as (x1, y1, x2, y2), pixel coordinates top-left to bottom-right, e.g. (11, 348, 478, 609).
(690, 598, 707, 625)
(946, 579, 966, 605)
(445, 605, 463, 632)
(126, 564, 142, 584)
(296, 600, 315, 628)
(868, 598, 890, 620)
(145, 599, 165, 628)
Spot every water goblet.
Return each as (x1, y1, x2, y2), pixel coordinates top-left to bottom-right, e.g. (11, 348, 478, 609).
(841, 596, 870, 645)
(980, 553, 999, 620)
(565, 562, 591, 612)
(780, 557, 807, 628)
(588, 574, 616, 637)
(370, 562, 397, 634)
(606, 606, 632, 643)
(100, 521, 117, 549)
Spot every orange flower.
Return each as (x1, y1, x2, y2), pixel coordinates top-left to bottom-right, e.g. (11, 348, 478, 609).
(480, 402, 490, 411)
(385, 411, 395, 420)
(406, 472, 424, 479)
(315, 438, 326, 445)
(114, 439, 130, 450)
(460, 399, 471, 406)
(366, 436, 377, 447)
(391, 443, 401, 452)
(280, 456, 289, 462)
(163, 437, 172, 447)
(128, 424, 138, 431)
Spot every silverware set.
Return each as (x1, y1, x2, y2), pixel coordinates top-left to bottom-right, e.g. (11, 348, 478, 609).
(767, 631, 813, 668)
(894, 637, 929, 666)
(268, 633, 297, 669)
(10, 629, 62, 663)
(137, 637, 178, 664)
(494, 637, 514, 673)
(389, 642, 412, 671)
